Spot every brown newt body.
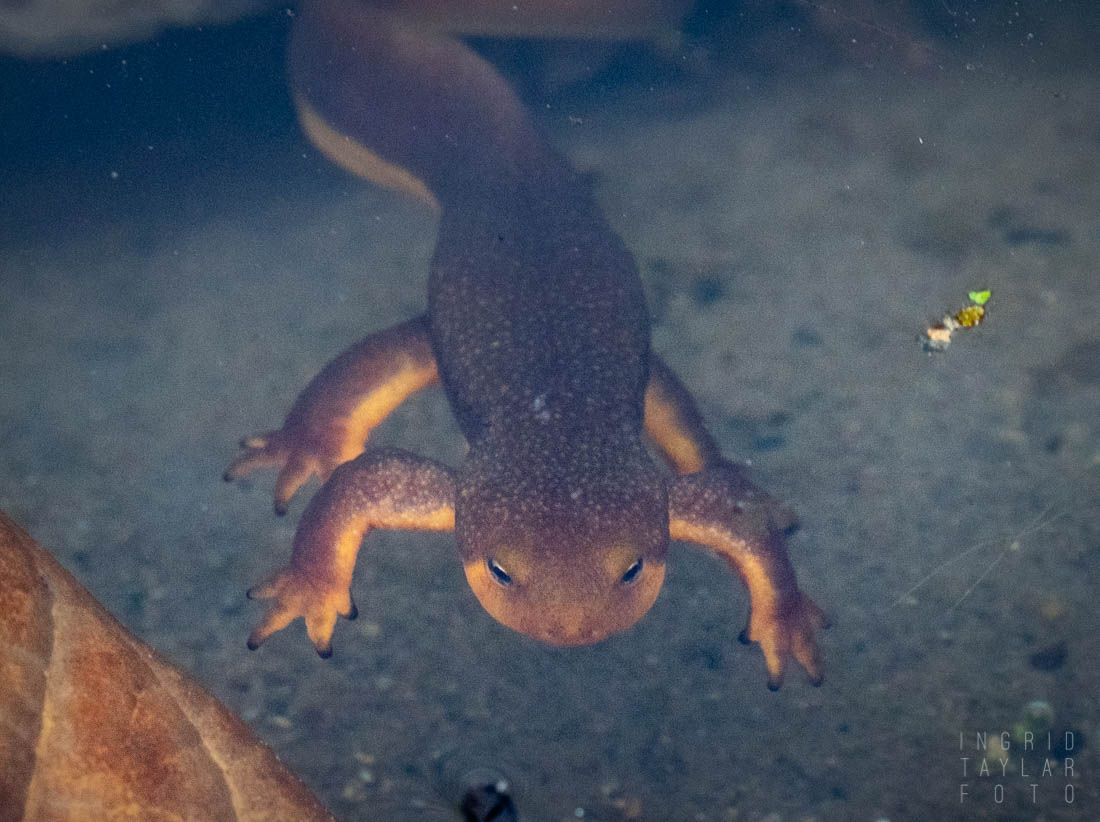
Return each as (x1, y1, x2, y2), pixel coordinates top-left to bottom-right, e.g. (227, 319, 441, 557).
(226, 0, 825, 688)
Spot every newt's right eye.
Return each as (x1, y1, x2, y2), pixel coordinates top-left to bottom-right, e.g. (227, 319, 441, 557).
(620, 557, 644, 584)
(487, 557, 512, 586)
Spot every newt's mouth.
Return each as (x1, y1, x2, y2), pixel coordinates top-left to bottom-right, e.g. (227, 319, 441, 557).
(532, 623, 604, 647)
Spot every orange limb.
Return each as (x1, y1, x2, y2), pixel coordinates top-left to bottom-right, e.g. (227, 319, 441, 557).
(246, 447, 455, 656)
(668, 464, 827, 689)
(643, 355, 725, 474)
(645, 356, 798, 532)
(225, 315, 439, 513)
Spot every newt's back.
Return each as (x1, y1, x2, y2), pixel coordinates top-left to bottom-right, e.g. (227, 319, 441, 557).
(428, 198, 651, 443)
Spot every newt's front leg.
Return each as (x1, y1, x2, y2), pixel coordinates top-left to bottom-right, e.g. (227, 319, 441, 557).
(225, 315, 438, 513)
(669, 464, 826, 689)
(247, 447, 455, 656)
(645, 356, 798, 533)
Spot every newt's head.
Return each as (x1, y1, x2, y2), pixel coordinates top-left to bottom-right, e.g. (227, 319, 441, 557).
(456, 441, 668, 645)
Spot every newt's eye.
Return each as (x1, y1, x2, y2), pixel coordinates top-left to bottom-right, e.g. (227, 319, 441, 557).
(621, 557, 644, 584)
(487, 558, 512, 586)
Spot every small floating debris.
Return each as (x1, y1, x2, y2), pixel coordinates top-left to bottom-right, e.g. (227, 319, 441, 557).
(922, 289, 991, 352)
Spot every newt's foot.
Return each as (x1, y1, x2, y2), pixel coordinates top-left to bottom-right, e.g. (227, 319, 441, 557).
(246, 566, 357, 657)
(739, 591, 829, 690)
(224, 429, 344, 515)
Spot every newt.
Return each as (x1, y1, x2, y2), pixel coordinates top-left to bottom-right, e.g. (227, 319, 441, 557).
(225, 0, 826, 689)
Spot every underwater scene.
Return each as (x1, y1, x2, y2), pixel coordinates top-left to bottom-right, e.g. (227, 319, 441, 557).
(1, 1, 1098, 820)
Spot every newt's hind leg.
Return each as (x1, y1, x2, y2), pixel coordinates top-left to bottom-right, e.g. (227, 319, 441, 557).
(669, 466, 826, 689)
(225, 315, 439, 513)
(247, 447, 455, 656)
(645, 355, 797, 532)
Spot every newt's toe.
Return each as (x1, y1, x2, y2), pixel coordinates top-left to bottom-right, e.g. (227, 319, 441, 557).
(225, 433, 287, 482)
(245, 567, 353, 656)
(273, 455, 318, 515)
(246, 600, 299, 650)
(746, 591, 827, 689)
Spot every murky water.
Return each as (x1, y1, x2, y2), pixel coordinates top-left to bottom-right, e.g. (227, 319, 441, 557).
(2, 3, 1098, 819)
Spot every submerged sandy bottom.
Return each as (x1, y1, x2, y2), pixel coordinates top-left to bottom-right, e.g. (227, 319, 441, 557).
(2, 15, 1098, 822)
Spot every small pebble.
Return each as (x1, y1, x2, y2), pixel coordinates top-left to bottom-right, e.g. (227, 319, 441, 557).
(341, 780, 366, 801)
(1029, 641, 1067, 672)
(1040, 598, 1066, 621)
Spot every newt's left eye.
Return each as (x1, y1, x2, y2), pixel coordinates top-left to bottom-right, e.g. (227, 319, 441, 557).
(487, 557, 513, 586)
(621, 557, 644, 584)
